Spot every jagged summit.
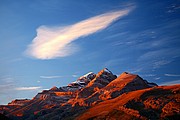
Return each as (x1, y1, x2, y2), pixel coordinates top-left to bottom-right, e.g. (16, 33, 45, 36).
(80, 72, 94, 78)
(121, 71, 129, 74)
(103, 68, 112, 74)
(60, 68, 115, 92)
(87, 68, 117, 87)
(77, 71, 96, 83)
(0, 68, 179, 120)
(65, 72, 96, 91)
(50, 86, 58, 91)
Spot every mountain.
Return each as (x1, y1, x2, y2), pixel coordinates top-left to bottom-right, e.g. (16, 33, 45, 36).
(0, 68, 179, 120)
(78, 84, 180, 120)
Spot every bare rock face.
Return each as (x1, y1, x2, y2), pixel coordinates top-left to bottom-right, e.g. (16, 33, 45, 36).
(100, 72, 157, 99)
(70, 71, 156, 106)
(0, 68, 179, 120)
(66, 68, 117, 106)
(78, 85, 180, 120)
(77, 68, 117, 98)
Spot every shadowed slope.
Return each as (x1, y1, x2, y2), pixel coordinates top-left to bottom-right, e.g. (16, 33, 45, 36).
(77, 85, 180, 120)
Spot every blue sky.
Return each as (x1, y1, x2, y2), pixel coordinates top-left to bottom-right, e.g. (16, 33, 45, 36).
(0, 0, 180, 104)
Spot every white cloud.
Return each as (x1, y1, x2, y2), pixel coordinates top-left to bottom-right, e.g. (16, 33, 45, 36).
(25, 8, 133, 59)
(164, 74, 180, 77)
(159, 80, 180, 86)
(129, 68, 143, 73)
(72, 74, 78, 77)
(40, 75, 62, 79)
(153, 60, 171, 69)
(0, 77, 16, 94)
(15, 86, 42, 91)
(155, 77, 160, 80)
(142, 74, 156, 77)
(103, 58, 125, 68)
(138, 48, 180, 65)
(0, 84, 15, 93)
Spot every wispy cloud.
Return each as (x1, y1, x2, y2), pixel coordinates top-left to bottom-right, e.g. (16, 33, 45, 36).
(159, 80, 180, 86)
(0, 77, 16, 94)
(72, 74, 78, 78)
(129, 68, 143, 73)
(40, 75, 62, 79)
(153, 60, 172, 69)
(103, 58, 125, 68)
(15, 86, 42, 90)
(9, 58, 23, 63)
(138, 48, 178, 62)
(155, 77, 161, 80)
(136, 48, 180, 70)
(142, 74, 156, 77)
(164, 74, 180, 77)
(0, 84, 15, 94)
(25, 8, 133, 59)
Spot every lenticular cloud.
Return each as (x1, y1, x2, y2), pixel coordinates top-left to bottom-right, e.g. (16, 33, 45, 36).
(26, 8, 132, 59)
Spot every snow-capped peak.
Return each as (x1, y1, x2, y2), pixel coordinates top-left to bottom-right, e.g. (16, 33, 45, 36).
(67, 72, 96, 89)
(82, 72, 94, 78)
(77, 72, 96, 83)
(103, 68, 112, 74)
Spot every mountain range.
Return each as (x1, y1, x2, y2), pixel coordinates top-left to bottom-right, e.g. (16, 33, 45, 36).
(0, 68, 179, 120)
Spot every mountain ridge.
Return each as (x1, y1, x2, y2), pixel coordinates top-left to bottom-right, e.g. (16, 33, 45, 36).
(0, 68, 179, 120)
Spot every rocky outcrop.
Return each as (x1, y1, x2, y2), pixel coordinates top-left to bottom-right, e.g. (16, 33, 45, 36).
(8, 99, 31, 106)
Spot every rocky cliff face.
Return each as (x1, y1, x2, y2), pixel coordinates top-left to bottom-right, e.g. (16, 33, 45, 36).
(0, 68, 179, 120)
